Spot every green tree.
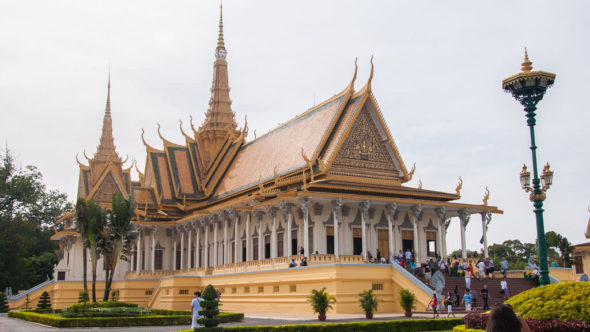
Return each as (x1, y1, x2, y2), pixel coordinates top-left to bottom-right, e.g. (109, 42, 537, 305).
(36, 291, 51, 311)
(86, 200, 106, 302)
(197, 284, 220, 327)
(545, 231, 573, 267)
(0, 291, 8, 313)
(101, 193, 136, 301)
(75, 199, 89, 293)
(0, 148, 72, 292)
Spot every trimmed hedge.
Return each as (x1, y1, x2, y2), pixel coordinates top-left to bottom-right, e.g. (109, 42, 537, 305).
(8, 310, 243, 327)
(505, 281, 590, 323)
(175, 318, 463, 332)
(66, 301, 138, 313)
(8, 311, 189, 327)
(452, 325, 484, 332)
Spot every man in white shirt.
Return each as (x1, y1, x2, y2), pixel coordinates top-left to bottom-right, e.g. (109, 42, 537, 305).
(500, 278, 509, 299)
(405, 249, 412, 261)
(477, 260, 486, 280)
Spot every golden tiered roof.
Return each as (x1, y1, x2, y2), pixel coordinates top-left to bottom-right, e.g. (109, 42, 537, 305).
(73, 7, 501, 225)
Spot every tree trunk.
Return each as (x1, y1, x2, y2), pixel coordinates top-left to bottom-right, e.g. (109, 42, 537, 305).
(82, 247, 88, 292)
(103, 269, 110, 301)
(91, 267, 97, 302)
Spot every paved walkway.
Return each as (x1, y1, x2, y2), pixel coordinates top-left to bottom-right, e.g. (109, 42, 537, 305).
(0, 312, 465, 331)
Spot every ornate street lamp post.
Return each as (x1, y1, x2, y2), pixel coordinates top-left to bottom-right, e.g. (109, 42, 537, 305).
(502, 49, 556, 286)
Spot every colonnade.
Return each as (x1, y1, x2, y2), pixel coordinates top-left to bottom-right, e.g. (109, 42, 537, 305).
(132, 199, 493, 272)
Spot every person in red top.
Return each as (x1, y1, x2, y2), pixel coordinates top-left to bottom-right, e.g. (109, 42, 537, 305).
(427, 293, 439, 318)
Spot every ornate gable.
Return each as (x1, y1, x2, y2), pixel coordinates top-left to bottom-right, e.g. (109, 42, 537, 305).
(90, 171, 124, 204)
(329, 106, 401, 181)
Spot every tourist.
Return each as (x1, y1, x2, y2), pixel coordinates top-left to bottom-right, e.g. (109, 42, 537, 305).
(405, 248, 412, 261)
(500, 277, 509, 299)
(288, 258, 297, 268)
(301, 257, 308, 266)
(488, 258, 495, 278)
(380, 256, 387, 264)
(445, 292, 456, 318)
(481, 284, 489, 311)
(486, 304, 531, 332)
(191, 291, 202, 329)
(298, 246, 304, 255)
(424, 261, 432, 284)
(532, 267, 539, 284)
(477, 259, 486, 280)
(465, 268, 472, 290)
(501, 257, 509, 278)
(427, 293, 439, 318)
(410, 259, 417, 275)
(398, 250, 404, 260)
(376, 248, 381, 261)
(461, 289, 473, 312)
(453, 285, 460, 306)
(469, 262, 475, 279)
(439, 259, 446, 275)
(470, 288, 478, 310)
(367, 251, 373, 262)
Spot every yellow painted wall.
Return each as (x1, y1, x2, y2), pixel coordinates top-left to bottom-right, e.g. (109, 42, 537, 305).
(11, 264, 430, 314)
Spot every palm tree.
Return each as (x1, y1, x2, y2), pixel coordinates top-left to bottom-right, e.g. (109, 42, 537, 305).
(86, 200, 106, 302)
(307, 287, 336, 320)
(102, 193, 136, 301)
(74, 199, 89, 293)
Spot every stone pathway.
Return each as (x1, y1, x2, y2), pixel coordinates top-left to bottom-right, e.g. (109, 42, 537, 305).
(0, 312, 465, 331)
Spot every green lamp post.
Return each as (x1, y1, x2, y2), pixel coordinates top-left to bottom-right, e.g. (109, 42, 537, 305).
(502, 49, 556, 286)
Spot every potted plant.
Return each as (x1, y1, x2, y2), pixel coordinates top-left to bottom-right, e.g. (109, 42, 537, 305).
(399, 288, 416, 317)
(307, 287, 335, 321)
(358, 289, 378, 319)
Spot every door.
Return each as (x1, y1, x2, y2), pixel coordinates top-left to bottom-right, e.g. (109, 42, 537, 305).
(353, 227, 362, 255)
(326, 226, 334, 254)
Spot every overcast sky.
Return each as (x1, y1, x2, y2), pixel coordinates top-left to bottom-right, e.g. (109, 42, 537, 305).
(1, 1, 589, 254)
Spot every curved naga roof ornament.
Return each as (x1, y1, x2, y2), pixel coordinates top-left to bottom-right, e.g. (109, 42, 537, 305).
(455, 177, 463, 196)
(75, 153, 88, 167)
(407, 163, 416, 181)
(179, 119, 193, 141)
(483, 187, 490, 206)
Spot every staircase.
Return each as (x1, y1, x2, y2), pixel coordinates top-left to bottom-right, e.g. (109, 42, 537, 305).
(439, 275, 536, 311)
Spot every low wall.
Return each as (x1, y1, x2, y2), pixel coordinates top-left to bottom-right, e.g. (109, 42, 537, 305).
(12, 263, 430, 314)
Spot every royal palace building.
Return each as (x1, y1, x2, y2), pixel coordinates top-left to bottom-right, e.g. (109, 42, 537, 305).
(43, 8, 503, 313)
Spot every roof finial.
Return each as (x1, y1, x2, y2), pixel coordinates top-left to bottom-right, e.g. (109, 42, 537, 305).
(348, 58, 358, 92)
(521, 47, 533, 72)
(217, 2, 225, 51)
(368, 55, 374, 89)
(106, 71, 111, 115)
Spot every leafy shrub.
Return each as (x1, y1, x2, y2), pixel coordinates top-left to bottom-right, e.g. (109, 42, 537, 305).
(62, 306, 153, 318)
(505, 281, 590, 323)
(307, 287, 336, 316)
(358, 289, 378, 315)
(8, 310, 191, 327)
(197, 284, 220, 328)
(36, 291, 51, 312)
(399, 288, 416, 312)
(174, 318, 463, 332)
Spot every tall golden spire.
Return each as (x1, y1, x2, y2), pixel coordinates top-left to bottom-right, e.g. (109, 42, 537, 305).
(521, 47, 533, 72)
(198, 3, 239, 155)
(94, 73, 121, 162)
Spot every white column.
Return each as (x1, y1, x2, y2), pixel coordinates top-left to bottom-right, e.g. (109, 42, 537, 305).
(411, 204, 423, 261)
(281, 203, 293, 257)
(386, 203, 398, 261)
(234, 212, 239, 263)
(332, 199, 343, 258)
(458, 209, 470, 260)
(245, 212, 251, 261)
(186, 225, 192, 269)
(204, 222, 209, 268)
(172, 230, 177, 270)
(267, 207, 278, 258)
(195, 221, 200, 268)
(213, 217, 218, 266)
(257, 212, 263, 260)
(136, 228, 141, 273)
(359, 201, 369, 259)
(301, 198, 311, 256)
(435, 207, 447, 259)
(151, 226, 157, 273)
(180, 227, 185, 270)
(223, 217, 228, 265)
(481, 211, 491, 258)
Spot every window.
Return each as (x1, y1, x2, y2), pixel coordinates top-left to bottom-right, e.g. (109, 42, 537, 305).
(289, 285, 297, 293)
(244, 286, 250, 293)
(258, 286, 264, 293)
(179, 289, 189, 295)
(57, 271, 66, 281)
(145, 290, 153, 296)
(372, 283, 384, 291)
(273, 285, 279, 293)
(232, 287, 237, 294)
